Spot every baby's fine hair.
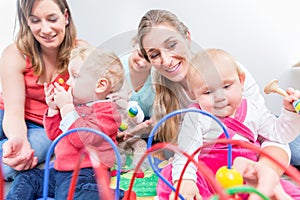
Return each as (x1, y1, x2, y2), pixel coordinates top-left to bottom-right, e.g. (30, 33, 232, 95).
(70, 46, 124, 93)
(191, 48, 244, 76)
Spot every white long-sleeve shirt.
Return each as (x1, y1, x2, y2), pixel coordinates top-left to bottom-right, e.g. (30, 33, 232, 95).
(172, 63, 300, 182)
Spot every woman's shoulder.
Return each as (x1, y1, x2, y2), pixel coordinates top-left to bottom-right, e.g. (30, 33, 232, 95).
(2, 43, 22, 56)
(1, 43, 26, 70)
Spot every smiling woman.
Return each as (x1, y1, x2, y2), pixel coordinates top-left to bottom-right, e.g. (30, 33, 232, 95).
(0, 0, 85, 183)
(137, 9, 300, 200)
(26, 1, 69, 53)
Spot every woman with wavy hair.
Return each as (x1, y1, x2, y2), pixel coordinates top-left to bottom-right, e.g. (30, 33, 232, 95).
(0, 0, 87, 181)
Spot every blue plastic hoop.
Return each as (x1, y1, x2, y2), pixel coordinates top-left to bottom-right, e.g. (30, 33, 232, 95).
(42, 127, 122, 200)
(147, 108, 232, 200)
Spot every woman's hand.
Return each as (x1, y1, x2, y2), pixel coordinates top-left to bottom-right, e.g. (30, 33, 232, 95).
(169, 179, 202, 200)
(233, 157, 293, 200)
(122, 119, 153, 140)
(2, 137, 37, 171)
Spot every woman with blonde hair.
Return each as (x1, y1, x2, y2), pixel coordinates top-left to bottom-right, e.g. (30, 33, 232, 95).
(138, 9, 299, 199)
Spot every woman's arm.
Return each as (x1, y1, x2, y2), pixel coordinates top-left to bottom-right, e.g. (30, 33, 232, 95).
(0, 44, 26, 139)
(0, 43, 37, 170)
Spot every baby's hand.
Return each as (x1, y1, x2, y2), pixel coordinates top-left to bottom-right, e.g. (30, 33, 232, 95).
(169, 179, 202, 200)
(233, 157, 293, 200)
(53, 82, 73, 109)
(44, 83, 58, 111)
(283, 88, 300, 112)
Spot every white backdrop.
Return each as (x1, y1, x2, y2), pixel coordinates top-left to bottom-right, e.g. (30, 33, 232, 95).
(1, 0, 300, 114)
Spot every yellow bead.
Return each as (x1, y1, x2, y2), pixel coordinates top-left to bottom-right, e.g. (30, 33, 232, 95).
(58, 78, 64, 85)
(215, 166, 243, 189)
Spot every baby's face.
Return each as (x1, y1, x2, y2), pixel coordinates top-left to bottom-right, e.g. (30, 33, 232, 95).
(67, 56, 97, 104)
(191, 56, 244, 118)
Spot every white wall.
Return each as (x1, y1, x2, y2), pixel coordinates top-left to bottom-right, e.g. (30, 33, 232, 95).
(2, 0, 300, 114)
(0, 1, 16, 54)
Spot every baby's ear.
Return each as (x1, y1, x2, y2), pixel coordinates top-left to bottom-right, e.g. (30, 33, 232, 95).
(239, 72, 246, 86)
(95, 78, 109, 93)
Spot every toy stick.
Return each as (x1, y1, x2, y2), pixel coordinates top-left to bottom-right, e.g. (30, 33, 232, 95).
(264, 79, 300, 114)
(264, 79, 288, 97)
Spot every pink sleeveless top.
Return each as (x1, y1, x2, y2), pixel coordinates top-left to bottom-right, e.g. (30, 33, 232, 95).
(0, 57, 69, 125)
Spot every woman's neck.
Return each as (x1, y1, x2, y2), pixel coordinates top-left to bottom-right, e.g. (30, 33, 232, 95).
(181, 70, 195, 100)
(129, 59, 150, 92)
(38, 48, 60, 83)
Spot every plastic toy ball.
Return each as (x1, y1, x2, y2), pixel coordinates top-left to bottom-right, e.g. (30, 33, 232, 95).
(215, 166, 243, 189)
(128, 107, 138, 117)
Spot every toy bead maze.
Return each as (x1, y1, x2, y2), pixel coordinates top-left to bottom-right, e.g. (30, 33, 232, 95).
(1, 109, 300, 200)
(126, 108, 300, 200)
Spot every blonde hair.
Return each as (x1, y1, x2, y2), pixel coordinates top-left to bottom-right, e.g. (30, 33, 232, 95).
(152, 72, 181, 143)
(190, 48, 244, 80)
(70, 46, 124, 93)
(137, 9, 189, 143)
(16, 0, 77, 75)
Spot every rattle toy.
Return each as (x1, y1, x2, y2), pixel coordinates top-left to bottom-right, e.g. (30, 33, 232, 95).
(264, 79, 300, 114)
(127, 101, 144, 124)
(119, 101, 145, 131)
(57, 78, 69, 90)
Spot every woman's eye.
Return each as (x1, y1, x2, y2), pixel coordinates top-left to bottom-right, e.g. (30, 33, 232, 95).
(167, 41, 177, 49)
(29, 17, 39, 23)
(149, 52, 159, 59)
(48, 16, 58, 22)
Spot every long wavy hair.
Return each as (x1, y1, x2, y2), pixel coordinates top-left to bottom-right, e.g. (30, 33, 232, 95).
(137, 9, 190, 143)
(15, 0, 77, 75)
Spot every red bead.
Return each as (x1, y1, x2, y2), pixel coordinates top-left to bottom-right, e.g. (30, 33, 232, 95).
(228, 194, 242, 200)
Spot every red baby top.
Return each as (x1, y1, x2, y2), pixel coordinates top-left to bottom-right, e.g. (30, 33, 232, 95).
(44, 100, 121, 171)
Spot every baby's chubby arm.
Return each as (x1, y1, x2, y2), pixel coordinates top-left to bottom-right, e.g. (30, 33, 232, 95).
(171, 111, 204, 199)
